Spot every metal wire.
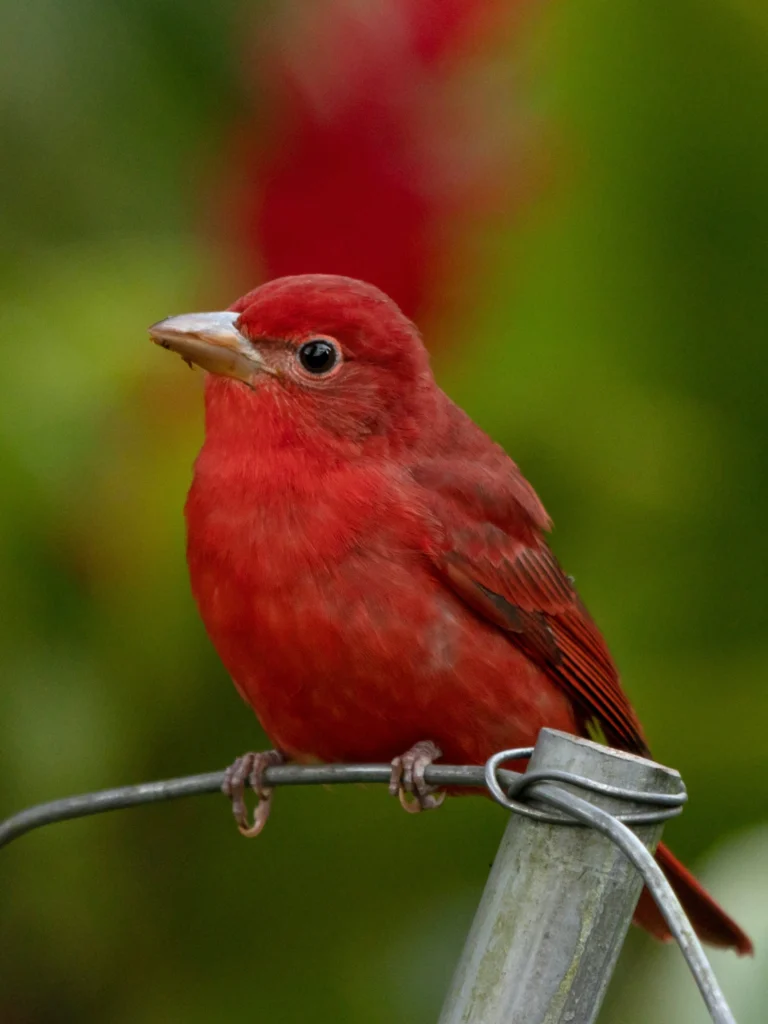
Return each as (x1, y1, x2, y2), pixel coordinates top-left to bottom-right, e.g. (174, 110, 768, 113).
(484, 748, 687, 825)
(0, 751, 734, 1024)
(0, 763, 503, 850)
(485, 748, 735, 1024)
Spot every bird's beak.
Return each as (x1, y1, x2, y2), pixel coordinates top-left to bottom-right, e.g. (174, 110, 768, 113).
(148, 311, 272, 384)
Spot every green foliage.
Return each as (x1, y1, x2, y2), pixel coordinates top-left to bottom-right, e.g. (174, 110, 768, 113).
(1, 1, 766, 1021)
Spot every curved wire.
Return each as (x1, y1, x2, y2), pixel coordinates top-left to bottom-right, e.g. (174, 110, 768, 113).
(484, 748, 686, 825)
(538, 784, 736, 1024)
(0, 763, 501, 850)
(484, 748, 733, 1024)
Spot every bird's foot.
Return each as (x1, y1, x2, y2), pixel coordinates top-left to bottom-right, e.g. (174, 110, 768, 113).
(222, 750, 284, 837)
(389, 740, 445, 813)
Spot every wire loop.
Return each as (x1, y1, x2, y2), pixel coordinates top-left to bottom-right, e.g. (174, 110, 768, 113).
(484, 748, 687, 825)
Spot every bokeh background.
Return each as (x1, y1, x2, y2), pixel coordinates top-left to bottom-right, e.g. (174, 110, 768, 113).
(2, 1, 767, 1021)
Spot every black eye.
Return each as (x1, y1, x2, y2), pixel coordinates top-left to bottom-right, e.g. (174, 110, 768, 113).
(297, 339, 338, 375)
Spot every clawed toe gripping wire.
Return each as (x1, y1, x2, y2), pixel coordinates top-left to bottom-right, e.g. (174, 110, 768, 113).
(0, 750, 734, 1024)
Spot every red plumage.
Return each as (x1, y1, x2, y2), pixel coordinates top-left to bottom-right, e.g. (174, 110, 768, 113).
(173, 274, 750, 954)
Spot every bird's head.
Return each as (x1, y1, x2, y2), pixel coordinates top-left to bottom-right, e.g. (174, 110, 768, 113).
(150, 274, 439, 453)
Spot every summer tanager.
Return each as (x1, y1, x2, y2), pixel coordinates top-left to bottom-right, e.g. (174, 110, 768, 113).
(150, 274, 751, 954)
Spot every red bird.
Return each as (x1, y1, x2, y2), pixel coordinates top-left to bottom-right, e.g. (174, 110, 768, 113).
(150, 274, 751, 955)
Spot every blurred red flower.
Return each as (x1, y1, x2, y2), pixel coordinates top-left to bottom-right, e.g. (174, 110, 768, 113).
(219, 0, 532, 324)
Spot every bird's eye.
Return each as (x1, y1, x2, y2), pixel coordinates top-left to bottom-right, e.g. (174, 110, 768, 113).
(297, 339, 339, 375)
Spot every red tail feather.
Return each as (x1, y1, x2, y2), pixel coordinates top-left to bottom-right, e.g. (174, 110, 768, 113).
(633, 842, 753, 955)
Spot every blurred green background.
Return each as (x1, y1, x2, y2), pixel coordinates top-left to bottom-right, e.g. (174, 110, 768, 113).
(1, 1, 767, 1021)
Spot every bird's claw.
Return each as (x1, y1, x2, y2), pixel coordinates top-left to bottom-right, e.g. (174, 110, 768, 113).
(222, 750, 284, 837)
(389, 740, 445, 813)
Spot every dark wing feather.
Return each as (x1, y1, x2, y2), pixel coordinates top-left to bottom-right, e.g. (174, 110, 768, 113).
(416, 452, 649, 755)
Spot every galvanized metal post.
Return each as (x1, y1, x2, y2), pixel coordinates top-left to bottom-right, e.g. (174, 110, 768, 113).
(438, 729, 682, 1024)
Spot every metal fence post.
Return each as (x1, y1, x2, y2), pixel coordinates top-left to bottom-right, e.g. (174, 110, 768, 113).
(438, 729, 682, 1024)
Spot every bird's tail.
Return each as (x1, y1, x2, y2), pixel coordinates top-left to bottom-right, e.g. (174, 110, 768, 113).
(633, 842, 752, 955)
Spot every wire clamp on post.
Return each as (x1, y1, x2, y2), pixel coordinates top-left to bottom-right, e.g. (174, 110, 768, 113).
(477, 742, 734, 1024)
(484, 746, 688, 825)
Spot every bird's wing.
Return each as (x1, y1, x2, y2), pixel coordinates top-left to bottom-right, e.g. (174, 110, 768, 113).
(414, 456, 649, 754)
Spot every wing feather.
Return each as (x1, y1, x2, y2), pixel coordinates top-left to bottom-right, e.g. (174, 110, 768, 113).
(416, 451, 649, 754)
